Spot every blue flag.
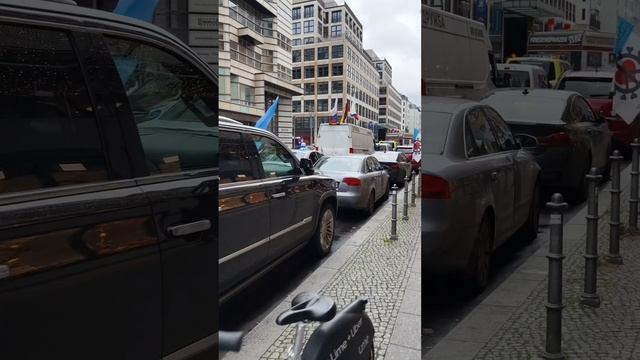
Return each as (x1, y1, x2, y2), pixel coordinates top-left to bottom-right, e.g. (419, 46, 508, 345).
(114, 0, 159, 22)
(412, 128, 420, 141)
(615, 17, 634, 56)
(255, 97, 280, 130)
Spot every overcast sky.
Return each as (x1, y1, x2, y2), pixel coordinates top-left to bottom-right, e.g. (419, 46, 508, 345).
(344, 0, 421, 105)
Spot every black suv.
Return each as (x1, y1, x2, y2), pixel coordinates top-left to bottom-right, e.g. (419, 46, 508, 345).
(0, 1, 218, 359)
(219, 117, 337, 301)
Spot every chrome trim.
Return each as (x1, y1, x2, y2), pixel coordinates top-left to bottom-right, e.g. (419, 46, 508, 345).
(167, 220, 211, 237)
(271, 192, 286, 198)
(219, 236, 270, 265)
(162, 332, 217, 360)
(218, 217, 313, 265)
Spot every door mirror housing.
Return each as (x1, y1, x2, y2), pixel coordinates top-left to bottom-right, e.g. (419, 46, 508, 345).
(514, 133, 538, 149)
(300, 158, 315, 175)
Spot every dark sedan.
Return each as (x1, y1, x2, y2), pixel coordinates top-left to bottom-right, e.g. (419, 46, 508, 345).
(482, 89, 612, 201)
(372, 151, 412, 186)
(423, 97, 541, 290)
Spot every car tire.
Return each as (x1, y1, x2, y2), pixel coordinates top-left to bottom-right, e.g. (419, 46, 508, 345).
(363, 191, 375, 217)
(468, 215, 492, 292)
(310, 204, 335, 257)
(520, 183, 540, 242)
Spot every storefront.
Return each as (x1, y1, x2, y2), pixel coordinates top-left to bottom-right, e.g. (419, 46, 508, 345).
(527, 30, 615, 71)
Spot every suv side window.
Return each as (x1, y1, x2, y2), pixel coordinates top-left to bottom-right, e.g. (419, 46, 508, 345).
(219, 131, 259, 183)
(465, 108, 500, 157)
(484, 107, 517, 151)
(0, 24, 109, 195)
(574, 96, 597, 122)
(105, 37, 218, 175)
(250, 135, 301, 178)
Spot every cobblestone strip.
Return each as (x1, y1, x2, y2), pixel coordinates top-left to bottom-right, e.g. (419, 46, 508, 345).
(260, 200, 421, 360)
(475, 173, 640, 359)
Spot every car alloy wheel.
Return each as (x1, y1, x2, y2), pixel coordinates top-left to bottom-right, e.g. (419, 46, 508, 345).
(319, 207, 335, 252)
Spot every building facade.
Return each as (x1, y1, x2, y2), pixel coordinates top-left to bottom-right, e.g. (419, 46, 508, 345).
(291, 0, 380, 145)
(217, 0, 302, 146)
(367, 50, 402, 136)
(401, 94, 420, 137)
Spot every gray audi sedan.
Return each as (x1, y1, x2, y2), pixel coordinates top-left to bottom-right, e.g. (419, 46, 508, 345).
(315, 155, 390, 216)
(422, 97, 541, 290)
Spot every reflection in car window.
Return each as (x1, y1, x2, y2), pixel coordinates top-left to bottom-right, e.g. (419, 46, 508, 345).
(423, 111, 451, 155)
(316, 157, 363, 172)
(220, 131, 257, 183)
(558, 78, 612, 98)
(574, 97, 597, 122)
(484, 107, 516, 151)
(483, 94, 566, 124)
(465, 109, 500, 157)
(0, 24, 109, 194)
(251, 135, 299, 178)
(106, 37, 218, 175)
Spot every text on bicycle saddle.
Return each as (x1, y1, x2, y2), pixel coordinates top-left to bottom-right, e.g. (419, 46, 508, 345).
(276, 292, 337, 325)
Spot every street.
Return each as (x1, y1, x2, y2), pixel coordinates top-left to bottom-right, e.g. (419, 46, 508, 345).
(421, 178, 621, 355)
(219, 200, 388, 334)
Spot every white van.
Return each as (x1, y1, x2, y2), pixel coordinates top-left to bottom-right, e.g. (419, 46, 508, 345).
(496, 63, 550, 89)
(316, 123, 375, 155)
(422, 5, 497, 98)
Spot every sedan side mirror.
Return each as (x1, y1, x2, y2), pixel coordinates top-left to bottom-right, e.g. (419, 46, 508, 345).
(514, 133, 538, 149)
(300, 158, 315, 175)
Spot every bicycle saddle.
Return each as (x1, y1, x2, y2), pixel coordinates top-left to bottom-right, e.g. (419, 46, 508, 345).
(276, 292, 337, 325)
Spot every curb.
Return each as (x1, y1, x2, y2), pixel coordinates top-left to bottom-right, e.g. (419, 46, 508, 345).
(424, 163, 632, 360)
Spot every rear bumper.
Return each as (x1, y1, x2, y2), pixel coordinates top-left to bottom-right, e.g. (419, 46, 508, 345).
(337, 191, 367, 209)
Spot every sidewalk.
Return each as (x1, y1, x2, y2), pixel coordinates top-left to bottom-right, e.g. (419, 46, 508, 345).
(426, 163, 640, 359)
(223, 192, 422, 360)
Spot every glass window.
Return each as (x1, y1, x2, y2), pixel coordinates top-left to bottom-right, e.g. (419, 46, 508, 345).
(318, 65, 329, 77)
(219, 131, 257, 183)
(316, 156, 362, 172)
(292, 38, 302, 46)
(304, 83, 315, 95)
(0, 24, 108, 194)
(106, 36, 218, 175)
(573, 96, 597, 122)
(331, 45, 343, 58)
(557, 77, 613, 98)
(483, 107, 517, 151)
(293, 22, 301, 35)
(292, 50, 301, 62)
(317, 99, 328, 111)
(331, 10, 342, 23)
(465, 109, 500, 157)
(292, 101, 301, 113)
(303, 37, 314, 44)
(330, 25, 342, 37)
(317, 46, 329, 60)
(304, 5, 314, 18)
(292, 7, 301, 20)
(251, 135, 300, 178)
(303, 20, 314, 33)
(304, 100, 315, 112)
(332, 80, 343, 93)
(332, 63, 343, 76)
(304, 48, 315, 61)
(292, 67, 301, 79)
(318, 82, 329, 94)
(482, 93, 567, 124)
(304, 66, 315, 79)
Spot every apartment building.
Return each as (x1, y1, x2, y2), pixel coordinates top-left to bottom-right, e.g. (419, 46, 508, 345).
(291, 0, 380, 144)
(217, 0, 302, 146)
(367, 50, 402, 134)
(401, 95, 421, 136)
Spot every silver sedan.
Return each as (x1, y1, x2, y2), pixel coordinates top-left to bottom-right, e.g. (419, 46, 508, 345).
(315, 155, 390, 216)
(423, 97, 541, 290)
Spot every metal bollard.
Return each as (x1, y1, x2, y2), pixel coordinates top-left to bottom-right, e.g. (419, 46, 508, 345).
(542, 193, 568, 360)
(607, 150, 624, 265)
(630, 138, 640, 230)
(390, 184, 398, 241)
(581, 168, 602, 307)
(403, 175, 409, 221)
(411, 172, 416, 207)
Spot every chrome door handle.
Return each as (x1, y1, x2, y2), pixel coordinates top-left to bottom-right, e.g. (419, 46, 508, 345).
(167, 220, 211, 237)
(271, 192, 286, 199)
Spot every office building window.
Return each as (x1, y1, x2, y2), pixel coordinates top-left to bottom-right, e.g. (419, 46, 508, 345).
(318, 65, 329, 77)
(304, 37, 314, 44)
(331, 45, 343, 58)
(332, 80, 343, 93)
(304, 83, 315, 95)
(304, 65, 315, 78)
(304, 5, 313, 18)
(318, 46, 329, 60)
(293, 22, 301, 34)
(292, 50, 301, 62)
(303, 20, 314, 33)
(317, 99, 328, 111)
(292, 67, 301, 79)
(293, 100, 301, 112)
(331, 10, 342, 23)
(318, 82, 328, 94)
(304, 99, 315, 112)
(332, 63, 343, 76)
(304, 48, 315, 61)
(292, 7, 301, 20)
(293, 38, 302, 46)
(330, 25, 342, 37)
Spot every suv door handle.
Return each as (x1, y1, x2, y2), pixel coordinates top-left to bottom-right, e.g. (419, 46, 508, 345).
(167, 220, 211, 237)
(271, 192, 286, 199)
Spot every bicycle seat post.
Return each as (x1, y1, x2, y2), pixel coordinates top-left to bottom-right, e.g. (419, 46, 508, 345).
(287, 321, 308, 360)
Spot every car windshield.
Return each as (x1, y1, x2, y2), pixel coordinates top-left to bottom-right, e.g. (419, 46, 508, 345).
(374, 152, 401, 162)
(423, 111, 451, 154)
(315, 157, 363, 172)
(512, 60, 554, 80)
(482, 94, 566, 123)
(397, 147, 413, 154)
(557, 77, 613, 98)
(497, 70, 530, 87)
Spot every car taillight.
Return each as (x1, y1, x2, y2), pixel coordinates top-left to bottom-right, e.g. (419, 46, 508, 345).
(422, 174, 450, 199)
(342, 177, 361, 186)
(538, 132, 573, 147)
(349, 147, 354, 153)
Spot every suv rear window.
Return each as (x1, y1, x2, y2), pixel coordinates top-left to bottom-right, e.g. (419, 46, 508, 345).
(557, 77, 613, 98)
(0, 24, 108, 194)
(423, 112, 451, 155)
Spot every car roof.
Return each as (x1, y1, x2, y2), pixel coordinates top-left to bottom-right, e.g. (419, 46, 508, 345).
(323, 154, 369, 159)
(497, 63, 545, 72)
(219, 116, 285, 140)
(423, 96, 480, 114)
(561, 70, 614, 78)
(509, 57, 570, 64)
(483, 88, 576, 101)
